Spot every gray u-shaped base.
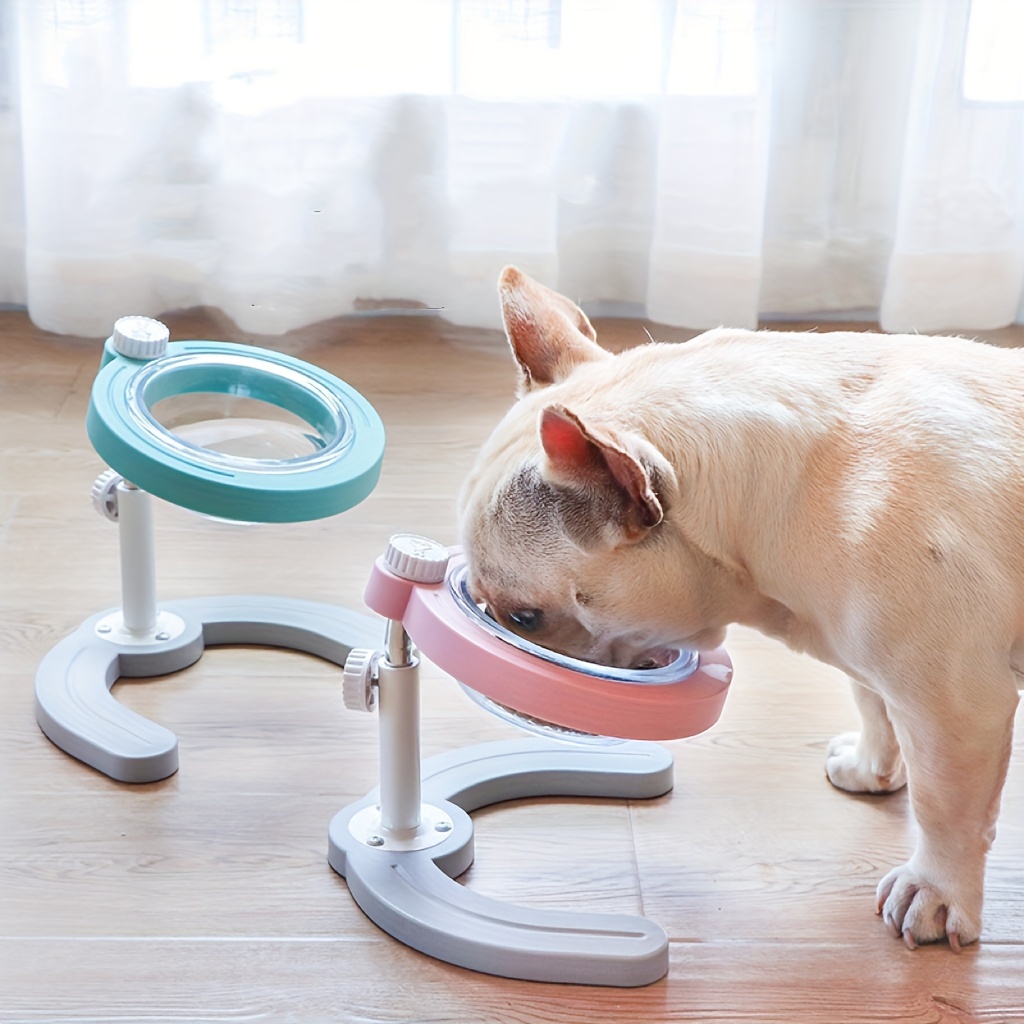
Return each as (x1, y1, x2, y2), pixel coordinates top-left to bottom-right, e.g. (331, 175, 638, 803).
(34, 596, 382, 783)
(328, 739, 674, 987)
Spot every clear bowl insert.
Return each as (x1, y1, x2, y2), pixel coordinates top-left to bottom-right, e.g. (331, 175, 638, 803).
(147, 393, 324, 462)
(125, 352, 353, 472)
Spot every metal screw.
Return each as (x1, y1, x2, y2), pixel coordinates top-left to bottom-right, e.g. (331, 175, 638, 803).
(367, 836, 385, 847)
(155, 632, 170, 641)
(435, 821, 452, 833)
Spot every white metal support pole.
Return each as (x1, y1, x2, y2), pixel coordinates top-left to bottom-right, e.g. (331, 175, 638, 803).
(116, 482, 159, 637)
(376, 620, 422, 835)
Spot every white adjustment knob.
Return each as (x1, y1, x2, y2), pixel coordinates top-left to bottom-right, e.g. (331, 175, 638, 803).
(384, 534, 449, 584)
(343, 648, 380, 712)
(91, 468, 125, 521)
(110, 315, 170, 361)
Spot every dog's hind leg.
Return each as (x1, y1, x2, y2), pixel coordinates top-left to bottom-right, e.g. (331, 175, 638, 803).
(875, 662, 1019, 950)
(826, 679, 907, 793)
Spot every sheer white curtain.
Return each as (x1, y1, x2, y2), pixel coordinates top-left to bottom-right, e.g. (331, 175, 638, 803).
(0, 0, 1022, 337)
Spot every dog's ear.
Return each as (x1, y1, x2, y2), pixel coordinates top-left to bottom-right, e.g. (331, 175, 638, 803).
(499, 266, 611, 392)
(539, 405, 668, 543)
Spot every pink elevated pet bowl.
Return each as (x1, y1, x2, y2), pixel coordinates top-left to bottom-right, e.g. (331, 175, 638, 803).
(362, 543, 733, 742)
(329, 534, 737, 988)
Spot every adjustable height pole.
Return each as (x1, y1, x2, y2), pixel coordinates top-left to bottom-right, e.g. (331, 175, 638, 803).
(116, 482, 159, 637)
(377, 620, 422, 835)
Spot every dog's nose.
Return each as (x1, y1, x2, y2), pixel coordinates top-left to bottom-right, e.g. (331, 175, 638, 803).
(630, 647, 675, 670)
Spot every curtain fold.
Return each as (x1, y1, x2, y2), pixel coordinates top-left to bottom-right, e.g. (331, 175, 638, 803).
(1, 0, 1022, 337)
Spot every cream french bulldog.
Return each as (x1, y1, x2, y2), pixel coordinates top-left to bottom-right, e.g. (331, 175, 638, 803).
(458, 266, 1024, 951)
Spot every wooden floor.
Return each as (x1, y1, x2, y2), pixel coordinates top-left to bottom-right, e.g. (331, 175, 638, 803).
(2, 306, 1023, 1023)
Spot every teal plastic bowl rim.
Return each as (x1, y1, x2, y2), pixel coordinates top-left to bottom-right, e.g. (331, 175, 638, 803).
(87, 339, 385, 523)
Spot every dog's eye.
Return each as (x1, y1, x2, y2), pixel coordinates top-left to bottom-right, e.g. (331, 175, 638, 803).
(509, 609, 544, 632)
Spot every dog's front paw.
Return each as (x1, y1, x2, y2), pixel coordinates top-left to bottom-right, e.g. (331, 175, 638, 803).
(825, 732, 907, 794)
(876, 864, 981, 951)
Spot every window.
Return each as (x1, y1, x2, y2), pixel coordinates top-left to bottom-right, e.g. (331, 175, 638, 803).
(666, 0, 759, 97)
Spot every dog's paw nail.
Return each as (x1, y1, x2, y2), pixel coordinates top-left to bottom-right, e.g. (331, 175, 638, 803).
(949, 931, 963, 954)
(903, 929, 918, 951)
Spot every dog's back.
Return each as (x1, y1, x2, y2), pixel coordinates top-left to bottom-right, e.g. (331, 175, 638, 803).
(638, 328, 1024, 676)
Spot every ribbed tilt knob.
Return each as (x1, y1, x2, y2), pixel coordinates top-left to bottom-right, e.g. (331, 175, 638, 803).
(384, 534, 450, 584)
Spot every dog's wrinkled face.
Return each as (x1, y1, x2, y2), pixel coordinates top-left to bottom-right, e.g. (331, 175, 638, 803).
(457, 266, 730, 668)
